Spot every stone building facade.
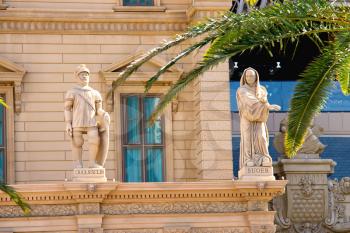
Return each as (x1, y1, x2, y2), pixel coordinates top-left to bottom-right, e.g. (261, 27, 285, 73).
(0, 0, 287, 232)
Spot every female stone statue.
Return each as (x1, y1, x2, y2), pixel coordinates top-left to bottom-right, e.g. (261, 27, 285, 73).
(236, 67, 281, 169)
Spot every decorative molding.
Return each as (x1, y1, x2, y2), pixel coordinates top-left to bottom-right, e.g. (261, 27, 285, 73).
(0, 57, 26, 113)
(0, 2, 230, 34)
(0, 19, 187, 35)
(0, 181, 287, 204)
(102, 201, 247, 215)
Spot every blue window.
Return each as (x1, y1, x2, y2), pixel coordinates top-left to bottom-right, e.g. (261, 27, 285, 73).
(123, 0, 153, 6)
(121, 95, 164, 182)
(230, 81, 350, 112)
(0, 99, 5, 183)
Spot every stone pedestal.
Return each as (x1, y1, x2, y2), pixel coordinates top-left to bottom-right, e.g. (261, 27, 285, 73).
(238, 166, 275, 181)
(72, 168, 107, 182)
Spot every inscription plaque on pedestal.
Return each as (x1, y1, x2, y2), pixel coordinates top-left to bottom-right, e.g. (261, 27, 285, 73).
(72, 168, 107, 182)
(238, 166, 275, 181)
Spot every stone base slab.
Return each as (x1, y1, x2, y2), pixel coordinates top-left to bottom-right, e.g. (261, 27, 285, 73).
(72, 168, 107, 182)
(238, 166, 275, 181)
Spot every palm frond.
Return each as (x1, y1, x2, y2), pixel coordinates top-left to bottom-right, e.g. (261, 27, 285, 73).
(110, 13, 233, 92)
(144, 36, 214, 93)
(334, 32, 350, 95)
(0, 98, 8, 108)
(285, 40, 345, 157)
(147, 54, 228, 123)
(0, 183, 31, 215)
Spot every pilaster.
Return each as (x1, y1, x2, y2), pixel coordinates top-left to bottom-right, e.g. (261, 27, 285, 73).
(193, 62, 233, 181)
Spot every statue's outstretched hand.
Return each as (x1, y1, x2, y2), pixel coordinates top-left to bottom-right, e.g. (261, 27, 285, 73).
(269, 104, 281, 111)
(66, 123, 73, 137)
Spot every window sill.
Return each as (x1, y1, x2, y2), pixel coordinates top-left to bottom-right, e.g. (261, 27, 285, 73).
(113, 6, 166, 12)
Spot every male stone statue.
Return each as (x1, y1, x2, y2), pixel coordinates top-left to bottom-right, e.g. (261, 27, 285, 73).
(64, 64, 110, 170)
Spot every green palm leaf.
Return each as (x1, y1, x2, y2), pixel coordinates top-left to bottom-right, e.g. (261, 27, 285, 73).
(285, 34, 350, 156)
(144, 36, 214, 93)
(335, 32, 350, 95)
(0, 183, 31, 215)
(110, 14, 233, 92)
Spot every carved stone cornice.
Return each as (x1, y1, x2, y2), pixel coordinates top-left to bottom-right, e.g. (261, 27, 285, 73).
(0, 181, 287, 206)
(0, 1, 230, 34)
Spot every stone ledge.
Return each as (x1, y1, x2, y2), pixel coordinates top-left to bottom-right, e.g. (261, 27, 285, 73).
(0, 181, 287, 205)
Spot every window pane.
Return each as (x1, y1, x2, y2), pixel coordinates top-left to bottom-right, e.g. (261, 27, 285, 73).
(124, 148, 142, 182)
(144, 97, 162, 144)
(0, 150, 4, 183)
(0, 105, 3, 146)
(145, 148, 163, 182)
(126, 96, 141, 144)
(123, 0, 153, 6)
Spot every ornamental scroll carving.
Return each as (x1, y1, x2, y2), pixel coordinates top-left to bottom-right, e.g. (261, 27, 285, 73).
(102, 202, 247, 215)
(299, 176, 314, 198)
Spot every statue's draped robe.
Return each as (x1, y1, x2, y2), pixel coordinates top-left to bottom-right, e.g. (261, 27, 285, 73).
(236, 85, 271, 168)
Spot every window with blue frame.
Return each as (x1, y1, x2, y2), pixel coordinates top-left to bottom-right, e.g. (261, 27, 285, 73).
(121, 95, 164, 182)
(0, 98, 5, 183)
(123, 0, 153, 6)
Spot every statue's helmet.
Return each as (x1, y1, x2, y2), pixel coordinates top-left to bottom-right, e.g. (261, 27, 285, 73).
(75, 64, 90, 77)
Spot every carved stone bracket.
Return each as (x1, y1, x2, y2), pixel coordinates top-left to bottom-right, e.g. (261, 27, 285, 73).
(0, 57, 26, 113)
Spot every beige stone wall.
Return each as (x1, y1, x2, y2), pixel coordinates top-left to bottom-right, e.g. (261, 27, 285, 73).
(0, 33, 199, 183)
(0, 0, 232, 183)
